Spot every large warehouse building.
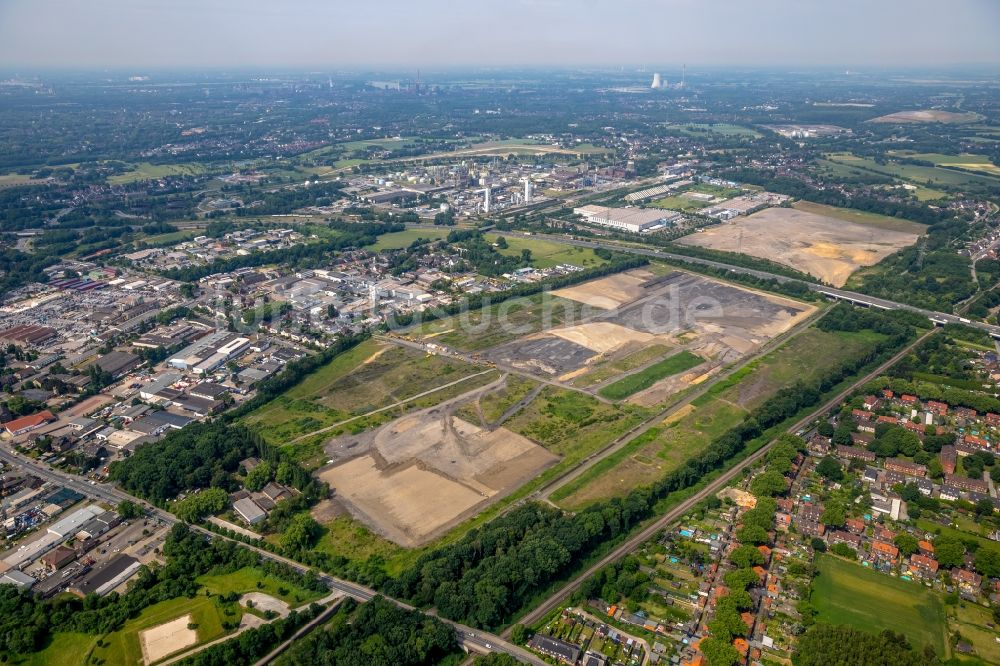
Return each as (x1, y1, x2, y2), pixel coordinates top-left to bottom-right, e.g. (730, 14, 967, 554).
(573, 205, 681, 233)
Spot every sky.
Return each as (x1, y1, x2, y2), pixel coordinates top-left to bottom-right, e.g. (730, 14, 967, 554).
(0, 0, 998, 70)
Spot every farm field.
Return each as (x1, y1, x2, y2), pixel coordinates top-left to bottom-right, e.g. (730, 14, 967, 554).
(815, 159, 949, 201)
(242, 338, 496, 444)
(677, 205, 921, 286)
(0, 173, 46, 188)
(811, 554, 946, 655)
(108, 162, 208, 184)
(552, 326, 883, 508)
(825, 152, 1000, 189)
(598, 351, 703, 400)
(486, 233, 608, 269)
(894, 151, 1000, 177)
(371, 227, 452, 250)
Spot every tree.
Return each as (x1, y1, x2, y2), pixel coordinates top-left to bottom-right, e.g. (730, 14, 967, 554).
(174, 487, 229, 522)
(116, 500, 143, 520)
(810, 538, 827, 553)
(245, 461, 273, 492)
(700, 637, 740, 666)
(793, 624, 934, 666)
(974, 548, 1000, 578)
(976, 497, 995, 517)
(933, 536, 965, 568)
(820, 504, 846, 528)
(508, 623, 530, 645)
(730, 544, 765, 568)
(326, 304, 339, 319)
(893, 533, 919, 557)
(737, 525, 769, 546)
(750, 470, 787, 497)
(815, 456, 844, 482)
(495, 236, 508, 249)
(832, 421, 854, 446)
(180, 282, 197, 298)
(830, 543, 857, 560)
(281, 514, 321, 553)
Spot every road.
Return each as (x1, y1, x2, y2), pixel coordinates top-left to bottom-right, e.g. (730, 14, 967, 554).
(507, 328, 936, 634)
(0, 447, 545, 666)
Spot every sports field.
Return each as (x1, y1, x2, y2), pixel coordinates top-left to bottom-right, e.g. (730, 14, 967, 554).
(811, 554, 946, 654)
(87, 595, 234, 666)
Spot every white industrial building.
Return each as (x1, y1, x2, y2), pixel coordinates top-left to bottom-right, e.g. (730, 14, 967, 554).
(573, 205, 682, 233)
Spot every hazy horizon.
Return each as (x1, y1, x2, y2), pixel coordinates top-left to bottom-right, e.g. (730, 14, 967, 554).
(1, 0, 998, 70)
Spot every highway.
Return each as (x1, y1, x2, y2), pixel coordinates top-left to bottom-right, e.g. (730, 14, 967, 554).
(507, 328, 936, 634)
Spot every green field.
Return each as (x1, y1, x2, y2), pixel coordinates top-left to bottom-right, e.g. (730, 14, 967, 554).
(89, 595, 235, 666)
(791, 200, 928, 234)
(811, 554, 946, 654)
(415, 292, 586, 351)
(948, 602, 1000, 664)
(573, 344, 676, 388)
(12, 633, 97, 666)
(243, 338, 495, 444)
(553, 327, 883, 508)
(825, 152, 1000, 190)
(598, 351, 703, 400)
(552, 394, 746, 509)
(312, 513, 412, 575)
(895, 152, 1000, 177)
(108, 162, 208, 184)
(711, 328, 883, 411)
(505, 386, 651, 464)
(670, 123, 762, 138)
(474, 374, 541, 424)
(0, 173, 46, 188)
(196, 566, 326, 607)
(372, 227, 452, 250)
(487, 234, 608, 269)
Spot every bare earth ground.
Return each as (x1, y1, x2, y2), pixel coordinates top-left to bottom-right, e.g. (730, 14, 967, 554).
(241, 592, 290, 618)
(537, 269, 815, 403)
(869, 110, 982, 124)
(319, 407, 558, 547)
(549, 321, 659, 353)
(551, 270, 654, 309)
(677, 207, 920, 286)
(140, 614, 197, 665)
